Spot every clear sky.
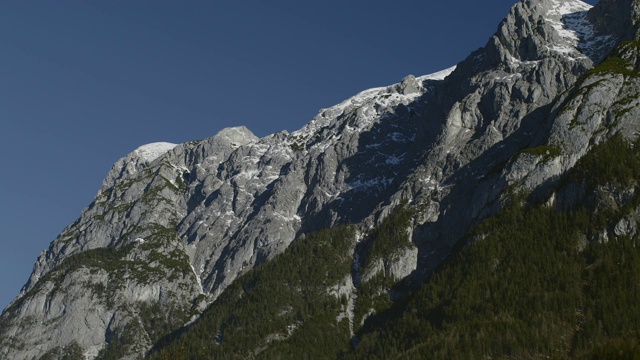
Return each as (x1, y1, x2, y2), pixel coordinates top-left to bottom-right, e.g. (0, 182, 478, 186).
(0, 0, 597, 310)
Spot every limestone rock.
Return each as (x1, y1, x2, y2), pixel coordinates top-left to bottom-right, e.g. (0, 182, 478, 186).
(3, 1, 640, 359)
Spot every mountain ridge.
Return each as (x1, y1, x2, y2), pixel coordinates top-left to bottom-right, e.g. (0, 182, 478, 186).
(3, 0, 640, 359)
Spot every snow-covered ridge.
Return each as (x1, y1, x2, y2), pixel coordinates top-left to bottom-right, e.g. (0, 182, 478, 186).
(417, 65, 457, 81)
(291, 66, 456, 140)
(134, 142, 178, 162)
(323, 66, 456, 118)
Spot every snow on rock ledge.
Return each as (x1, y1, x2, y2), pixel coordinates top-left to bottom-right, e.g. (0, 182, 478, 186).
(133, 142, 178, 162)
(417, 65, 457, 81)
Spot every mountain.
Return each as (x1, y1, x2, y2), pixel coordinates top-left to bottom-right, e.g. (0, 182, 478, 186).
(3, 0, 640, 359)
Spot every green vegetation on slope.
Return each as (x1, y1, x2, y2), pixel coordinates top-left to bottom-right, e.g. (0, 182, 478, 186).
(149, 225, 356, 359)
(355, 135, 640, 359)
(38, 343, 84, 360)
(571, 135, 640, 188)
(354, 206, 414, 333)
(0, 222, 197, 360)
(356, 202, 588, 359)
(360, 206, 414, 273)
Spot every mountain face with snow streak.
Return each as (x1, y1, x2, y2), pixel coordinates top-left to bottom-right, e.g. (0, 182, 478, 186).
(3, 0, 640, 359)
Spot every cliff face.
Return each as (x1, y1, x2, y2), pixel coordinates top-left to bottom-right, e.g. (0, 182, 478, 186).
(2, 1, 640, 359)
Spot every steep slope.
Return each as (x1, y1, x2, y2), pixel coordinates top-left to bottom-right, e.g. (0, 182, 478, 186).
(1, 0, 638, 359)
(353, 135, 640, 359)
(151, 136, 640, 359)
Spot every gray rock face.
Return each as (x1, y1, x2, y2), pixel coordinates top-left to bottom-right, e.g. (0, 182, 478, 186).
(3, 1, 640, 359)
(392, 0, 616, 267)
(589, 0, 640, 41)
(362, 245, 419, 284)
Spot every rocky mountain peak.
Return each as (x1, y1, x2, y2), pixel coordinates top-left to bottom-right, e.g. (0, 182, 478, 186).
(452, 0, 618, 79)
(133, 142, 178, 163)
(99, 142, 177, 192)
(213, 126, 258, 146)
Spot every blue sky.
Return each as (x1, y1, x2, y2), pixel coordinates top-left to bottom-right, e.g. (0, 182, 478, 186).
(0, 0, 597, 310)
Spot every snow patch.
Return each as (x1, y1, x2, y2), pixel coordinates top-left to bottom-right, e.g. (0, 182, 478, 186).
(349, 176, 394, 192)
(508, 56, 541, 68)
(134, 142, 177, 162)
(544, 0, 616, 61)
(385, 153, 406, 165)
(417, 65, 457, 81)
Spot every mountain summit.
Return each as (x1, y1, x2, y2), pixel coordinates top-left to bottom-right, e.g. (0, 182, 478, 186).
(3, 0, 640, 359)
